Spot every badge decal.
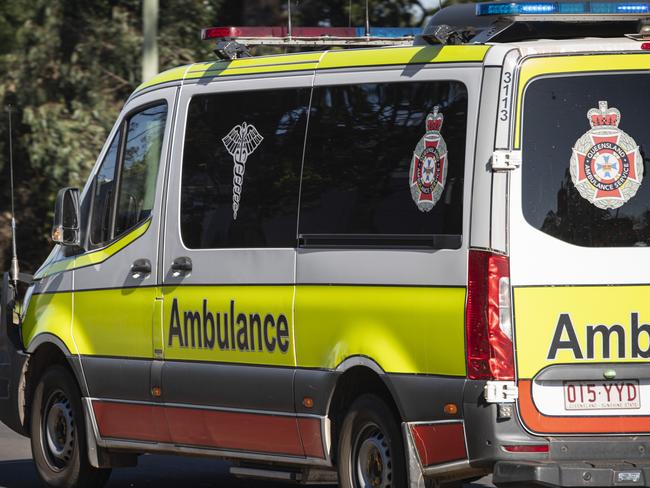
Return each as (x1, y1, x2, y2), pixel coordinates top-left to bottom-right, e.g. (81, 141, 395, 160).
(409, 107, 448, 212)
(222, 122, 264, 220)
(570, 101, 642, 210)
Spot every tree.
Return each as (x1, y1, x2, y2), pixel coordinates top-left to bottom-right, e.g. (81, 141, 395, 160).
(0, 0, 443, 272)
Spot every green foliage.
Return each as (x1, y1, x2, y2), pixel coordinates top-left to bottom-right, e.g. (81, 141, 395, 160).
(0, 0, 436, 272)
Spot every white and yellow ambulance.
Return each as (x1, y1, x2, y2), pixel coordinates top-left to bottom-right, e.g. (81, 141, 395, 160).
(3, 2, 650, 487)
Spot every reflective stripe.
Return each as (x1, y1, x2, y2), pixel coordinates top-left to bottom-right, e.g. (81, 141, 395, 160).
(317, 45, 489, 70)
(34, 219, 151, 279)
(132, 45, 490, 95)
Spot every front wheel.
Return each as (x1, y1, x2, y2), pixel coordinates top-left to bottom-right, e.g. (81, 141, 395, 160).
(337, 394, 407, 488)
(30, 365, 111, 488)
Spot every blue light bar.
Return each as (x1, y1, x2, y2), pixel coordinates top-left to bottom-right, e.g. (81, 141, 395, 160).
(476, 1, 650, 15)
(356, 27, 421, 37)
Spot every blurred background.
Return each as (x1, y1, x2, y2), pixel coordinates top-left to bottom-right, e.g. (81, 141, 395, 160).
(0, 0, 468, 273)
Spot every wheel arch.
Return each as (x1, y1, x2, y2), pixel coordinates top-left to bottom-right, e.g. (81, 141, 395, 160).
(23, 333, 86, 435)
(325, 356, 405, 465)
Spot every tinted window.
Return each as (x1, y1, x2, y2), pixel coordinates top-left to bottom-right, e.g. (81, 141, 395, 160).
(114, 104, 167, 236)
(181, 88, 309, 249)
(90, 134, 119, 245)
(299, 81, 467, 247)
(522, 74, 650, 247)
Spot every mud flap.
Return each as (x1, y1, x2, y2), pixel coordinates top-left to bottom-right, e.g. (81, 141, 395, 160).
(0, 272, 28, 436)
(403, 423, 427, 488)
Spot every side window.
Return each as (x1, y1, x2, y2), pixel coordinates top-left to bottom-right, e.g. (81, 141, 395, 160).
(88, 102, 167, 247)
(299, 81, 468, 248)
(180, 88, 310, 249)
(90, 135, 120, 245)
(114, 104, 167, 236)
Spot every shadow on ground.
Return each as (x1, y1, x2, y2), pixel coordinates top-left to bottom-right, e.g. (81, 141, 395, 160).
(0, 455, 338, 488)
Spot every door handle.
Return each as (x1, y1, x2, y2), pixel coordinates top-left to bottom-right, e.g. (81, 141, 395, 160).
(131, 258, 152, 275)
(171, 256, 192, 273)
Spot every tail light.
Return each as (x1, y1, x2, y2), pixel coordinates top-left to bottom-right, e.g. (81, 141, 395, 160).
(466, 250, 514, 380)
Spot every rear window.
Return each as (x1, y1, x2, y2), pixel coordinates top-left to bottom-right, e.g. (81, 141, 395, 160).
(522, 73, 650, 247)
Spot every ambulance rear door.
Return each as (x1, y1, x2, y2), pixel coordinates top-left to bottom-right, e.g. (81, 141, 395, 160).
(509, 52, 650, 435)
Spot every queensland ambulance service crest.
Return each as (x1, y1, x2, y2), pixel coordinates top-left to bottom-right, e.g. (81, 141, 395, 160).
(409, 106, 447, 212)
(570, 101, 643, 210)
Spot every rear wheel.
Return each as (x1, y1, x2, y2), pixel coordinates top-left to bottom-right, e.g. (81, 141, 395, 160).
(337, 394, 407, 488)
(30, 365, 111, 488)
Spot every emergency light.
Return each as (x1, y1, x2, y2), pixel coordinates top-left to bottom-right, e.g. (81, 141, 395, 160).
(476, 1, 650, 16)
(201, 26, 420, 40)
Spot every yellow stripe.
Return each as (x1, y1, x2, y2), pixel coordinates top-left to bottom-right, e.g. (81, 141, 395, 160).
(133, 45, 490, 95)
(514, 53, 650, 148)
(295, 285, 466, 375)
(64, 284, 466, 375)
(317, 45, 489, 70)
(136, 65, 189, 92)
(34, 219, 151, 279)
(515, 286, 650, 379)
(23, 291, 77, 354)
(73, 286, 158, 358)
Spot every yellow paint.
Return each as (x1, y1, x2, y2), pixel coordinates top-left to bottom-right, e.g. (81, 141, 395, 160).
(317, 45, 489, 70)
(22, 291, 77, 354)
(136, 65, 190, 92)
(514, 53, 650, 148)
(162, 285, 296, 367)
(515, 286, 650, 379)
(24, 282, 467, 377)
(72, 286, 156, 359)
(34, 219, 151, 280)
(295, 286, 466, 375)
(133, 45, 489, 96)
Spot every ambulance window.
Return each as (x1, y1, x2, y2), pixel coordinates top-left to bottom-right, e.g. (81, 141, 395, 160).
(114, 103, 167, 237)
(180, 87, 309, 249)
(89, 134, 120, 245)
(298, 81, 467, 247)
(522, 73, 650, 247)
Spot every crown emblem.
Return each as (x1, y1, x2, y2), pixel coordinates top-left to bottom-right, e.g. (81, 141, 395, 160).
(425, 106, 444, 132)
(587, 101, 620, 128)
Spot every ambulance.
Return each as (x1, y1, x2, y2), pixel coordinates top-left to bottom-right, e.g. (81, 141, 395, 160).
(2, 2, 650, 487)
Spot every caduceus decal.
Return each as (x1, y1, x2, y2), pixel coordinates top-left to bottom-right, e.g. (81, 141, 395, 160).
(222, 122, 264, 220)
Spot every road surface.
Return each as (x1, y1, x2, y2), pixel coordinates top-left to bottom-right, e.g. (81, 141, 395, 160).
(0, 423, 494, 487)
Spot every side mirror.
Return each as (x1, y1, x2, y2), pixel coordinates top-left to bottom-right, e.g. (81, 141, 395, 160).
(52, 187, 80, 246)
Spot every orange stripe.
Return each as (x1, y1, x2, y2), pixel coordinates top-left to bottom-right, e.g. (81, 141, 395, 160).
(410, 422, 467, 466)
(518, 380, 650, 434)
(92, 400, 324, 458)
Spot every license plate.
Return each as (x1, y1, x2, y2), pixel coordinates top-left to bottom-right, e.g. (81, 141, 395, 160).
(563, 380, 641, 410)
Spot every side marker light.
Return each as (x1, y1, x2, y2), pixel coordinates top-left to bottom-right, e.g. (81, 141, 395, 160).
(443, 403, 458, 415)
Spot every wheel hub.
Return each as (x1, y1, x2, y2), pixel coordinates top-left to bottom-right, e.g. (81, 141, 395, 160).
(43, 391, 75, 470)
(355, 426, 392, 488)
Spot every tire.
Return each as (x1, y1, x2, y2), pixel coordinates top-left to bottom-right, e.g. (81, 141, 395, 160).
(30, 365, 111, 488)
(337, 393, 407, 488)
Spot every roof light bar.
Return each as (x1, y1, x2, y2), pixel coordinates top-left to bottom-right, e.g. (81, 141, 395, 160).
(476, 1, 650, 16)
(201, 26, 419, 47)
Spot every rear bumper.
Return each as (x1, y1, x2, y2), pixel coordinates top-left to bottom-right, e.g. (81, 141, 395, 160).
(463, 379, 650, 486)
(494, 460, 650, 487)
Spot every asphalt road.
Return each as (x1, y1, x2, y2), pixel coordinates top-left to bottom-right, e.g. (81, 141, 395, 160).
(0, 423, 494, 488)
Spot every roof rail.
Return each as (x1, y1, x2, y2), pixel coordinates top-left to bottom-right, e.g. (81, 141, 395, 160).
(202, 26, 419, 60)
